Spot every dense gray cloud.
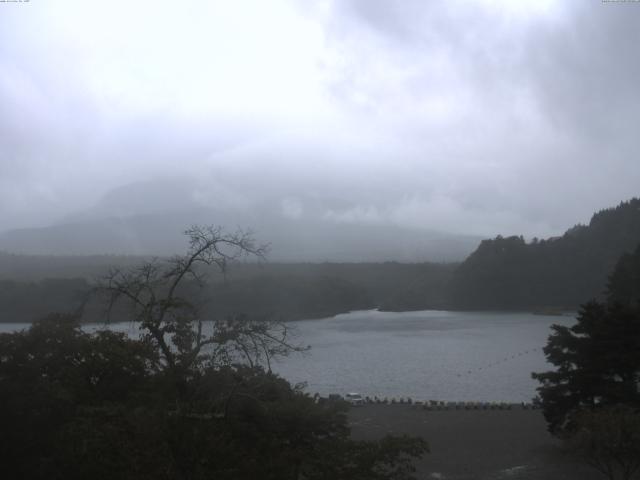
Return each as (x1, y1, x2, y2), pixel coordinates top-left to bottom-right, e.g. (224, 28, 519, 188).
(0, 0, 639, 247)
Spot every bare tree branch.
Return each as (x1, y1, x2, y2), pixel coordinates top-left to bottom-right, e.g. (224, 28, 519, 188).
(93, 225, 301, 376)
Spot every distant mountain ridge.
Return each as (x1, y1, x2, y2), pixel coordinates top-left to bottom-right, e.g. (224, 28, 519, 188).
(449, 198, 640, 309)
(0, 176, 481, 262)
(0, 213, 479, 262)
(2, 198, 640, 320)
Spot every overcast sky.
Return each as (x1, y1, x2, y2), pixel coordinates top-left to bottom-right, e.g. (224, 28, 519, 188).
(1, 0, 639, 238)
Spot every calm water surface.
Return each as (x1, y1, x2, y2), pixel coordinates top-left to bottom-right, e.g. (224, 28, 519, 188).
(272, 309, 574, 403)
(0, 310, 574, 403)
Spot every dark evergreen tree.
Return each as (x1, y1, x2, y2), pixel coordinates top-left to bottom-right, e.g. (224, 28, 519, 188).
(451, 198, 640, 310)
(532, 245, 640, 435)
(567, 406, 640, 480)
(607, 244, 640, 309)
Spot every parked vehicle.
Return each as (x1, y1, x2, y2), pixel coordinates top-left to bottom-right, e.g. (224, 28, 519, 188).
(345, 392, 364, 406)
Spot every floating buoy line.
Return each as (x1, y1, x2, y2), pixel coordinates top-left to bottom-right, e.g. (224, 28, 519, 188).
(456, 347, 542, 378)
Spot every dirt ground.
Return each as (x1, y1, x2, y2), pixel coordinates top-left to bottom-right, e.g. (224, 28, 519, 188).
(348, 404, 602, 480)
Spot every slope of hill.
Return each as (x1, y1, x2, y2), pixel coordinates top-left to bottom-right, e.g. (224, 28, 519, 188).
(0, 214, 479, 262)
(0, 179, 480, 262)
(449, 198, 640, 310)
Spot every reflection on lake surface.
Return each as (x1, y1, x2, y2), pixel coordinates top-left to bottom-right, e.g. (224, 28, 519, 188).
(0, 309, 575, 403)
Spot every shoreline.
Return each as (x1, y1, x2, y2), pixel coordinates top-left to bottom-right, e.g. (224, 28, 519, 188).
(0, 307, 578, 325)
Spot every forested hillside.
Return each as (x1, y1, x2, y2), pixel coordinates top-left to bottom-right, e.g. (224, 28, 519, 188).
(3, 199, 639, 320)
(0, 262, 455, 323)
(449, 199, 640, 310)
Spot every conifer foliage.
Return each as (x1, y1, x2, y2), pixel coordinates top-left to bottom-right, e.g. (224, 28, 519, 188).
(533, 245, 640, 435)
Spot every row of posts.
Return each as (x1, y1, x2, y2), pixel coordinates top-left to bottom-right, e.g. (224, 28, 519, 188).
(315, 394, 538, 410)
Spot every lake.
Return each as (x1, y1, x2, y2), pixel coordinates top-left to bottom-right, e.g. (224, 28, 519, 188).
(0, 309, 574, 403)
(272, 310, 574, 403)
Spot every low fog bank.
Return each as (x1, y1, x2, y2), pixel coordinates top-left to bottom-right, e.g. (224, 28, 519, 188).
(0, 179, 480, 262)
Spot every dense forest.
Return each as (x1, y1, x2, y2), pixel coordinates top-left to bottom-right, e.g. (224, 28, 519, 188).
(0, 261, 455, 323)
(1, 198, 640, 322)
(449, 199, 640, 310)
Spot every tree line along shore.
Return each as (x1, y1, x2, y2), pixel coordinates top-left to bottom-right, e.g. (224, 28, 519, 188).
(1, 198, 639, 323)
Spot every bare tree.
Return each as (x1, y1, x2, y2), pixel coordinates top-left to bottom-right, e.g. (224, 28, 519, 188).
(98, 225, 304, 374)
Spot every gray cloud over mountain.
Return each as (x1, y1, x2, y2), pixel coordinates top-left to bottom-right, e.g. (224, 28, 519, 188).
(1, 0, 638, 256)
